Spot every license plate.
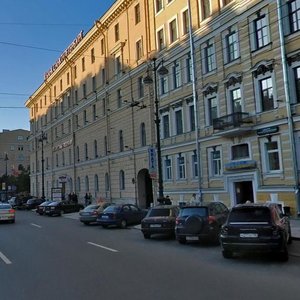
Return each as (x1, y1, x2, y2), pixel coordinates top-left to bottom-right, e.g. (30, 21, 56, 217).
(150, 224, 161, 228)
(102, 215, 109, 219)
(240, 233, 258, 238)
(186, 236, 199, 241)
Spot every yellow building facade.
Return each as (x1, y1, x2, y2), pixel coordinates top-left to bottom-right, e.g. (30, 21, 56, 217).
(26, 0, 300, 215)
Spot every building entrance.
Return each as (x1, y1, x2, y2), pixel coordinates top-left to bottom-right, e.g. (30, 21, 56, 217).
(137, 169, 153, 208)
(234, 181, 254, 204)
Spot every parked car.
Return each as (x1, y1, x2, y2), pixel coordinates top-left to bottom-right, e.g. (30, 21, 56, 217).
(25, 198, 44, 210)
(97, 204, 147, 228)
(220, 202, 292, 261)
(141, 205, 179, 239)
(175, 202, 229, 244)
(0, 203, 15, 223)
(79, 202, 113, 225)
(45, 201, 84, 216)
(36, 200, 53, 215)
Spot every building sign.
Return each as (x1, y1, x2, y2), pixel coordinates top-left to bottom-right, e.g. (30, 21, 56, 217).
(257, 126, 279, 136)
(44, 31, 84, 80)
(53, 139, 73, 152)
(225, 160, 257, 171)
(148, 147, 157, 179)
(51, 187, 62, 202)
(59, 175, 68, 183)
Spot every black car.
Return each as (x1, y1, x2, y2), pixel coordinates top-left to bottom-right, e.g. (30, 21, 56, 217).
(97, 204, 147, 228)
(141, 205, 179, 239)
(220, 202, 292, 261)
(175, 202, 229, 244)
(36, 200, 53, 215)
(25, 198, 43, 210)
(45, 201, 84, 216)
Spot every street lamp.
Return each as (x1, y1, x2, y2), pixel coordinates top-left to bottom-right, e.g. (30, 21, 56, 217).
(38, 131, 47, 199)
(143, 57, 169, 202)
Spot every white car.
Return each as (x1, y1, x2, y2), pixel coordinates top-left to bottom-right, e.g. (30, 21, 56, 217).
(0, 203, 15, 223)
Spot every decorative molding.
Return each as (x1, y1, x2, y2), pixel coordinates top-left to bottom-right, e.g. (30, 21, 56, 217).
(203, 83, 218, 96)
(252, 59, 274, 78)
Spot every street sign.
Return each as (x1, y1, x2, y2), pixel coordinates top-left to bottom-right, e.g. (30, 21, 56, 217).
(148, 147, 157, 179)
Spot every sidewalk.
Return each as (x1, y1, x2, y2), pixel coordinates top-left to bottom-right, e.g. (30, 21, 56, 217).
(290, 218, 300, 241)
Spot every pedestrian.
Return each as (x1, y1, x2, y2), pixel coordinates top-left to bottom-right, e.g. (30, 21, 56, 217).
(88, 192, 92, 204)
(84, 193, 89, 207)
(190, 193, 197, 204)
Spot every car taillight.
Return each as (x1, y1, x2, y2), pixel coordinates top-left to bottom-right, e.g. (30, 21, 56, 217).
(9, 209, 15, 214)
(208, 215, 216, 224)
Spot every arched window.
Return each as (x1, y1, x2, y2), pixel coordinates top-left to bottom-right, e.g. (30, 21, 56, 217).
(76, 146, 80, 162)
(94, 174, 99, 192)
(77, 177, 81, 192)
(85, 175, 89, 192)
(119, 130, 124, 152)
(140, 122, 146, 146)
(84, 143, 88, 160)
(94, 140, 98, 158)
(119, 170, 125, 190)
(105, 173, 110, 191)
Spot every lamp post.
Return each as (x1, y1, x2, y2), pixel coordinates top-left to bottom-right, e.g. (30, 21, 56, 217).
(38, 131, 47, 199)
(143, 58, 168, 202)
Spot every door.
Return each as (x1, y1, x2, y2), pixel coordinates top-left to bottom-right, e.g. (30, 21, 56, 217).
(235, 181, 254, 204)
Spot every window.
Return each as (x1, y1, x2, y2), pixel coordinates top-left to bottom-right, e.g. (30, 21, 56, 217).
(182, 9, 189, 35)
(82, 57, 85, 72)
(91, 48, 95, 64)
(160, 76, 168, 95)
(135, 4, 141, 24)
(94, 140, 98, 158)
(156, 0, 163, 13)
(136, 39, 143, 60)
(115, 55, 122, 75)
(83, 83, 87, 98)
(77, 177, 81, 192)
(192, 152, 198, 178)
(85, 176, 89, 192)
(74, 65, 77, 79)
(254, 14, 269, 49)
(164, 157, 172, 180)
(115, 23, 120, 42)
(60, 79, 63, 91)
(138, 76, 144, 98)
(157, 28, 165, 51)
(188, 104, 195, 131)
(294, 66, 300, 102)
(289, 0, 300, 33)
(105, 173, 110, 191)
(210, 149, 221, 176)
(232, 144, 249, 160)
(104, 136, 108, 155)
(175, 109, 183, 135)
(95, 175, 99, 192)
(202, 0, 211, 20)
(261, 138, 281, 173)
(225, 30, 239, 63)
(260, 77, 274, 111)
(186, 55, 192, 83)
(62, 151, 65, 166)
(75, 90, 78, 104)
(119, 170, 125, 190)
(208, 96, 218, 126)
(162, 114, 170, 138)
(93, 104, 97, 121)
(67, 72, 70, 85)
(117, 89, 122, 108)
(230, 88, 242, 113)
(119, 130, 124, 152)
(140, 123, 146, 146)
(177, 155, 186, 179)
(202, 40, 216, 73)
(84, 143, 88, 160)
(169, 19, 178, 44)
(101, 68, 106, 85)
(92, 76, 96, 92)
(100, 38, 105, 55)
(172, 60, 181, 89)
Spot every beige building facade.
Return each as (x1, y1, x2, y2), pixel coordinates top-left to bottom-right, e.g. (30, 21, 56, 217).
(26, 0, 300, 215)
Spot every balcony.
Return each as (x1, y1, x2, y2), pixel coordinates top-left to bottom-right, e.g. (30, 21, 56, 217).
(213, 112, 253, 137)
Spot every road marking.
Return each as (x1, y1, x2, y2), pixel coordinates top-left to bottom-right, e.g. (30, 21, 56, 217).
(0, 251, 12, 264)
(87, 242, 118, 253)
(31, 223, 42, 228)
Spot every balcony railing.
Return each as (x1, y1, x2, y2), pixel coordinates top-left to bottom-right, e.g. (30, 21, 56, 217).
(213, 112, 253, 131)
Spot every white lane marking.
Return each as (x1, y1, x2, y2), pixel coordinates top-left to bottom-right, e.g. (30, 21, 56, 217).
(0, 251, 12, 264)
(87, 242, 119, 253)
(31, 223, 42, 228)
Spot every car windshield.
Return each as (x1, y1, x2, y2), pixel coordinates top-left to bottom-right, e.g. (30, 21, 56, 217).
(148, 208, 171, 217)
(0, 204, 11, 209)
(229, 207, 271, 223)
(179, 207, 208, 217)
(104, 205, 120, 213)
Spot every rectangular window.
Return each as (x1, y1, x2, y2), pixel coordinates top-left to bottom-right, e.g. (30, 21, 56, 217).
(100, 38, 105, 55)
(182, 9, 189, 35)
(165, 158, 172, 180)
(117, 89, 122, 108)
(74, 65, 77, 79)
(186, 55, 192, 83)
(189, 105, 195, 131)
(60, 79, 63, 91)
(202, 0, 211, 20)
(208, 97, 217, 125)
(91, 48, 95, 64)
(101, 68, 106, 85)
(192, 153, 198, 178)
(294, 66, 300, 102)
(232, 144, 249, 160)
(226, 31, 239, 62)
(93, 104, 97, 121)
(177, 156, 186, 179)
(254, 15, 269, 49)
(138, 76, 144, 98)
(156, 0, 163, 13)
(162, 114, 170, 138)
(169, 19, 178, 44)
(92, 76, 96, 92)
(82, 57, 85, 72)
(135, 4, 141, 24)
(75, 90, 78, 104)
(115, 55, 122, 75)
(289, 0, 300, 33)
(204, 41, 216, 73)
(173, 61, 181, 89)
(160, 76, 168, 95)
(265, 141, 280, 171)
(175, 110, 183, 135)
(67, 72, 70, 85)
(83, 83, 87, 98)
(231, 88, 242, 113)
(157, 28, 165, 51)
(211, 150, 221, 176)
(260, 77, 274, 111)
(115, 23, 120, 42)
(136, 39, 143, 60)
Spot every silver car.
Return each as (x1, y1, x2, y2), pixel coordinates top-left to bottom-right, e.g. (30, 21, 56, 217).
(0, 203, 16, 223)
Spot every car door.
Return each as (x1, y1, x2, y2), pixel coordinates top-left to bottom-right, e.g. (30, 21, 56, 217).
(129, 205, 143, 224)
(121, 205, 132, 224)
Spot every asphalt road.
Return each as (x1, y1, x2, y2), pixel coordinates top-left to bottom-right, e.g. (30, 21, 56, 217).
(1, 210, 300, 300)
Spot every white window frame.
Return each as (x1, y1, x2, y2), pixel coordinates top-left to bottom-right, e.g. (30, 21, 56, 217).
(205, 94, 219, 127)
(155, 0, 164, 15)
(136, 38, 143, 61)
(168, 17, 179, 45)
(156, 26, 165, 52)
(208, 146, 222, 178)
(201, 39, 216, 74)
(226, 85, 244, 114)
(164, 156, 173, 181)
(173, 106, 184, 135)
(222, 26, 240, 65)
(181, 7, 189, 36)
(176, 154, 186, 180)
(161, 112, 170, 139)
(172, 60, 182, 90)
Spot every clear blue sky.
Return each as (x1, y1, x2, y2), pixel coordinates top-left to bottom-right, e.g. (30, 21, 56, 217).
(0, 0, 116, 131)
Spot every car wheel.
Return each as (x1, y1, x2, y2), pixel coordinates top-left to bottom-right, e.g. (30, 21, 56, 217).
(178, 237, 187, 244)
(222, 250, 233, 259)
(120, 219, 127, 229)
(143, 233, 151, 239)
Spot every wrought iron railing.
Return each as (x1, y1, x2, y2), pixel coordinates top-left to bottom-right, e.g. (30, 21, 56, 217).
(213, 112, 252, 130)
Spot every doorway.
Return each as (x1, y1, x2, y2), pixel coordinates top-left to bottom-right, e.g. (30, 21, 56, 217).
(137, 169, 153, 208)
(234, 181, 254, 204)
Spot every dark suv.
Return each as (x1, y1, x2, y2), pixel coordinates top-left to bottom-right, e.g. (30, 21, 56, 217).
(175, 202, 229, 244)
(220, 202, 292, 261)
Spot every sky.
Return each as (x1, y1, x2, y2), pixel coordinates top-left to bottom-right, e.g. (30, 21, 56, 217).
(0, 0, 116, 131)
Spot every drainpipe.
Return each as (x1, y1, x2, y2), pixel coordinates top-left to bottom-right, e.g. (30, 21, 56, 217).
(277, 0, 300, 214)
